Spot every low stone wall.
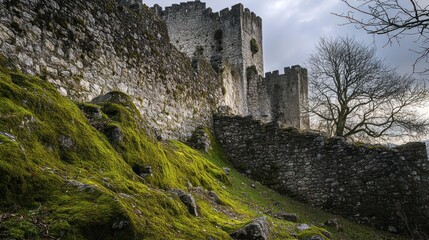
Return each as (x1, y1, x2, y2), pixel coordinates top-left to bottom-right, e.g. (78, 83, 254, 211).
(214, 115, 429, 234)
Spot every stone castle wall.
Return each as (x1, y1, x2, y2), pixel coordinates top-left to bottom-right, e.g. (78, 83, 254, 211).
(153, 1, 264, 116)
(153, 1, 308, 129)
(214, 115, 429, 234)
(265, 66, 309, 128)
(0, 0, 225, 140)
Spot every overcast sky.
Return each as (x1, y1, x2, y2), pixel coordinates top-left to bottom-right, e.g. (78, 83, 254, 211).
(144, 0, 425, 76)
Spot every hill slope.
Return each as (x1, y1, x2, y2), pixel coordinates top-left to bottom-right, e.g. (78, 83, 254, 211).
(0, 58, 404, 239)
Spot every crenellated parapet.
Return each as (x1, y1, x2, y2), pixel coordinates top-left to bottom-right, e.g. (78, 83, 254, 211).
(148, 1, 305, 129)
(265, 65, 307, 79)
(262, 65, 309, 129)
(152, 0, 218, 19)
(164, 1, 206, 14)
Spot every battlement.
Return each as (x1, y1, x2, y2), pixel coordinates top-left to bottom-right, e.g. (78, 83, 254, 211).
(217, 4, 262, 26)
(243, 7, 262, 27)
(164, 1, 206, 14)
(152, 1, 262, 26)
(265, 65, 307, 78)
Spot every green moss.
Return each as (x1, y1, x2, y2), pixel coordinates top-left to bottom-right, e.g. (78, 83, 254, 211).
(296, 226, 330, 239)
(0, 54, 407, 240)
(250, 38, 259, 55)
(0, 218, 38, 239)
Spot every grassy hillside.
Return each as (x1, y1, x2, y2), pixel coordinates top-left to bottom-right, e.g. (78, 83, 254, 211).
(0, 57, 405, 239)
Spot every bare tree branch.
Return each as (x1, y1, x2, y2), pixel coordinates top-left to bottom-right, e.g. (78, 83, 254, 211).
(306, 36, 429, 141)
(334, 0, 429, 73)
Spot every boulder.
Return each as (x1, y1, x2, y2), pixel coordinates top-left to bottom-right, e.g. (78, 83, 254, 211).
(273, 212, 299, 222)
(103, 125, 124, 143)
(172, 190, 199, 216)
(188, 126, 211, 152)
(208, 190, 221, 204)
(222, 167, 231, 175)
(91, 91, 134, 109)
(325, 219, 342, 232)
(230, 216, 270, 240)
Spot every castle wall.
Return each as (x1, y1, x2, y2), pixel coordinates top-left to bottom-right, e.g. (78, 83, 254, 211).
(265, 66, 309, 128)
(156, 2, 264, 116)
(247, 66, 271, 120)
(241, 8, 263, 76)
(214, 115, 429, 234)
(221, 63, 245, 115)
(159, 1, 221, 61)
(0, 0, 223, 140)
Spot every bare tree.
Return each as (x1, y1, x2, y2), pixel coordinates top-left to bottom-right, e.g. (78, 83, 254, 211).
(335, 0, 429, 73)
(307, 36, 428, 140)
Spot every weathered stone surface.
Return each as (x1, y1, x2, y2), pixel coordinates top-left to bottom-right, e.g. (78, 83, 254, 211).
(66, 180, 97, 192)
(91, 91, 135, 109)
(155, 1, 309, 129)
(103, 125, 124, 143)
(59, 135, 74, 149)
(273, 212, 299, 223)
(230, 216, 270, 240)
(325, 219, 342, 232)
(188, 126, 211, 152)
(214, 115, 429, 234)
(208, 190, 221, 204)
(172, 190, 199, 217)
(297, 224, 311, 231)
(0, 0, 224, 140)
(112, 219, 128, 230)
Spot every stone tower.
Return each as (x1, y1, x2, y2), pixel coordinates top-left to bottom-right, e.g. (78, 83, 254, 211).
(152, 1, 309, 129)
(152, 1, 263, 115)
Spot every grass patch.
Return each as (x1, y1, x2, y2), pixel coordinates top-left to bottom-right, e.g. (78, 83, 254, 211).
(0, 57, 407, 239)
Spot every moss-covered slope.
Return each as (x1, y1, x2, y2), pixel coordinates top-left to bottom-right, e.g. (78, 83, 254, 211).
(0, 61, 405, 239)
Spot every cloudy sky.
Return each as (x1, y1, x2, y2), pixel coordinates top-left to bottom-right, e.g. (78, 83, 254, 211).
(144, 0, 425, 76)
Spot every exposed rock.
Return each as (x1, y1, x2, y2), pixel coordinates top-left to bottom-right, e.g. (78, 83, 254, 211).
(322, 230, 332, 239)
(78, 104, 103, 122)
(132, 165, 152, 177)
(222, 167, 231, 175)
(273, 212, 299, 222)
(230, 216, 270, 240)
(208, 190, 221, 204)
(112, 219, 129, 230)
(297, 224, 311, 231)
(324, 219, 342, 232)
(59, 135, 74, 149)
(0, 131, 16, 141)
(172, 189, 199, 216)
(103, 125, 124, 143)
(188, 126, 211, 152)
(91, 91, 135, 109)
(66, 180, 96, 192)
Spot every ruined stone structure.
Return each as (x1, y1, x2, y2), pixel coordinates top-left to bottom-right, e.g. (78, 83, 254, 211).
(152, 1, 309, 129)
(5, 0, 429, 235)
(0, 0, 225, 140)
(214, 115, 429, 234)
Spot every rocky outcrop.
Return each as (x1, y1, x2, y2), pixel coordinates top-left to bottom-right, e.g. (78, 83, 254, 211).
(172, 190, 199, 217)
(230, 217, 270, 240)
